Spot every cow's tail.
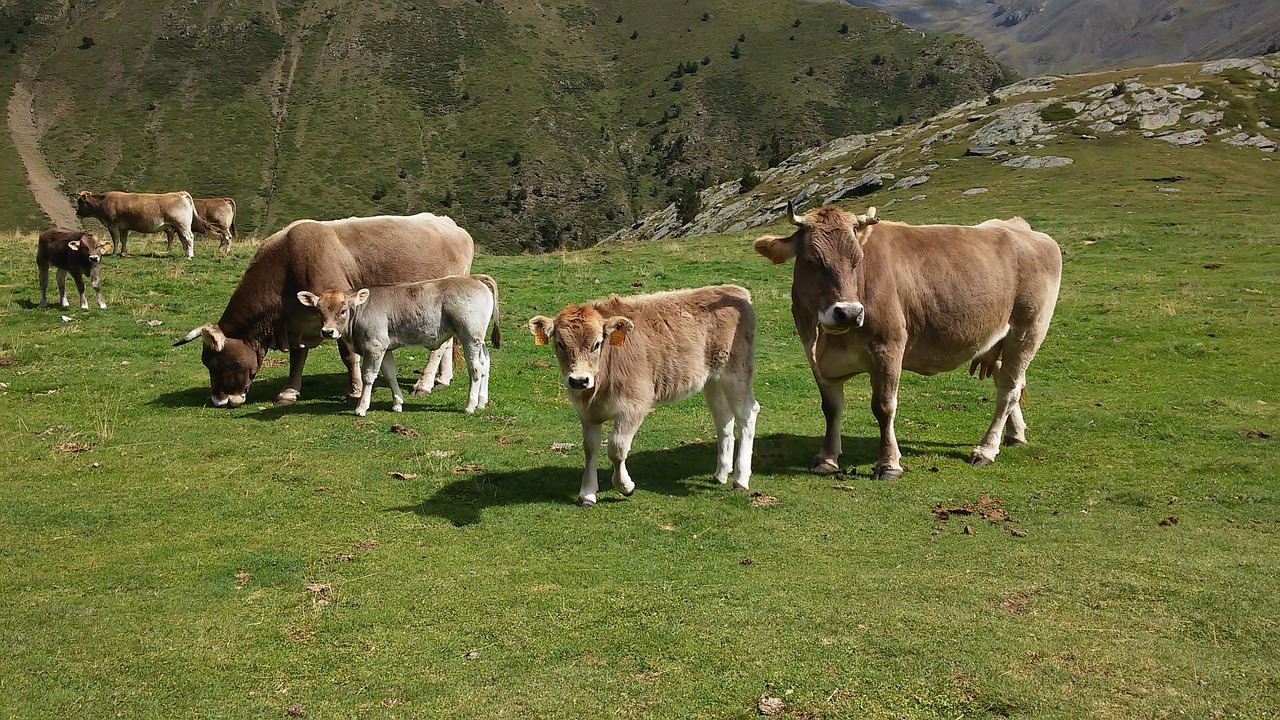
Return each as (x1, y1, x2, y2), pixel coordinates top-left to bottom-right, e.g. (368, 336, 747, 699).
(474, 274, 501, 349)
(228, 197, 238, 238)
(183, 192, 216, 235)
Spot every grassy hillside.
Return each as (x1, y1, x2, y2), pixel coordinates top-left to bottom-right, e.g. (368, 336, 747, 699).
(1, 0, 1009, 251)
(0, 62, 1277, 715)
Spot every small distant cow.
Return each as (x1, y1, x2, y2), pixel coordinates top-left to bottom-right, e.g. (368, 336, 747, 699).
(298, 274, 500, 416)
(76, 190, 216, 259)
(754, 203, 1062, 477)
(37, 227, 108, 310)
(167, 197, 235, 254)
(528, 285, 759, 507)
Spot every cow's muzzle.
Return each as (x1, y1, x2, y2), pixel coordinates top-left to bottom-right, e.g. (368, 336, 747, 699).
(211, 393, 247, 408)
(320, 328, 341, 339)
(566, 374, 594, 390)
(819, 302, 865, 333)
(89, 255, 101, 263)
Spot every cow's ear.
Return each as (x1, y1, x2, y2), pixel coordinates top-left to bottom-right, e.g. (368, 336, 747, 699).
(297, 291, 320, 307)
(67, 240, 81, 251)
(603, 316, 634, 347)
(754, 235, 797, 265)
(350, 289, 371, 307)
(528, 316, 554, 346)
(201, 324, 227, 352)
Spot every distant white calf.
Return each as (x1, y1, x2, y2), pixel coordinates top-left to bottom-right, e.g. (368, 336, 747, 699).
(298, 274, 500, 416)
(528, 285, 759, 507)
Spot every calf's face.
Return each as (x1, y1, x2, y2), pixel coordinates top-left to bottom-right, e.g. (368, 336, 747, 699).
(754, 204, 877, 334)
(297, 289, 369, 340)
(67, 233, 106, 264)
(174, 324, 260, 407)
(529, 306, 633, 390)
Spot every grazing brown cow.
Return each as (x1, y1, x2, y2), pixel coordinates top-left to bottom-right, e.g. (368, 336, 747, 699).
(174, 213, 474, 408)
(298, 274, 500, 416)
(755, 204, 1062, 477)
(528, 285, 759, 507)
(168, 197, 236, 254)
(76, 190, 216, 259)
(37, 227, 108, 310)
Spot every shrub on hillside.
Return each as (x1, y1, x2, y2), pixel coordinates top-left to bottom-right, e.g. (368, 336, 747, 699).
(1040, 103, 1078, 122)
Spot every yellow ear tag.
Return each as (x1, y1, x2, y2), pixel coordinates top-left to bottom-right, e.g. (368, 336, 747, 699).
(609, 328, 626, 347)
(533, 327, 549, 346)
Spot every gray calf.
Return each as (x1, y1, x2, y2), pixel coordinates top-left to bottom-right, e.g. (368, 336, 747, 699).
(298, 274, 500, 416)
(38, 227, 108, 310)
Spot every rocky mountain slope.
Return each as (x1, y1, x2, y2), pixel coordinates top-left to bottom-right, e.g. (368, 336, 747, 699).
(842, 0, 1280, 76)
(605, 55, 1279, 244)
(0, 0, 1009, 252)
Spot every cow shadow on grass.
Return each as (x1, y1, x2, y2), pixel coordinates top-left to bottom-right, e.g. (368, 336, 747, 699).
(390, 432, 969, 526)
(151, 372, 461, 414)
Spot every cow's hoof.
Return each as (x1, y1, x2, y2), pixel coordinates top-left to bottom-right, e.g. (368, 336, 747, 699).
(435, 379, 452, 389)
(275, 389, 299, 406)
(872, 466, 903, 481)
(732, 482, 750, 492)
(1003, 435, 1028, 447)
(810, 457, 841, 474)
(410, 387, 433, 397)
(968, 449, 996, 467)
(713, 473, 730, 485)
(578, 496, 596, 508)
(391, 404, 403, 413)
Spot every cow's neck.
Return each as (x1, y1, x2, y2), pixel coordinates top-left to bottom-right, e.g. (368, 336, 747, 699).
(217, 250, 287, 347)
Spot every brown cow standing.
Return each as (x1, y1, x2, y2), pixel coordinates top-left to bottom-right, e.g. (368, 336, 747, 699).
(76, 190, 215, 259)
(168, 197, 236, 254)
(754, 204, 1061, 477)
(175, 213, 474, 408)
(37, 227, 108, 310)
(529, 285, 759, 507)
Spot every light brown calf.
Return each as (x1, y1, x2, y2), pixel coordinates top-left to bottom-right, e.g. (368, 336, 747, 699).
(755, 204, 1062, 477)
(168, 197, 236, 254)
(529, 285, 759, 507)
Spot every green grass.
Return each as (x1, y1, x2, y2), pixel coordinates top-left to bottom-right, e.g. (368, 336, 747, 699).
(0, 134, 1277, 719)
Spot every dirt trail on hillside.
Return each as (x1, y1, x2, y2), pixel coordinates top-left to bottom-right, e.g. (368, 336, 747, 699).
(6, 81, 77, 228)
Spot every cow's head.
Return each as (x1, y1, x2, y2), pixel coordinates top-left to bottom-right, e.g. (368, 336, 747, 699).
(66, 232, 106, 263)
(529, 305, 633, 391)
(74, 191, 99, 218)
(297, 289, 367, 340)
(754, 203, 878, 334)
(173, 324, 262, 408)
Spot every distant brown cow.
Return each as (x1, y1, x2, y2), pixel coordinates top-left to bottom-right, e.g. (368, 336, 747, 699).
(174, 213, 474, 408)
(528, 285, 759, 507)
(755, 204, 1062, 477)
(167, 197, 236, 254)
(76, 190, 216, 259)
(38, 227, 108, 310)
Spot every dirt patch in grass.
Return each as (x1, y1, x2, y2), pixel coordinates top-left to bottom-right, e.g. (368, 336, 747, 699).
(933, 492, 1025, 536)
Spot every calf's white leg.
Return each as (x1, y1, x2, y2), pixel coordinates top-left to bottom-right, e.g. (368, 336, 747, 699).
(579, 420, 603, 507)
(731, 388, 760, 491)
(380, 350, 405, 412)
(608, 414, 641, 498)
(704, 383, 736, 484)
(71, 271, 88, 310)
(56, 268, 69, 307)
(355, 345, 387, 417)
(458, 332, 488, 414)
(411, 342, 450, 396)
(90, 264, 105, 310)
(38, 263, 49, 308)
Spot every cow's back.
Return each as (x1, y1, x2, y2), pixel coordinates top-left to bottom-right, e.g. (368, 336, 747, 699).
(594, 285, 755, 406)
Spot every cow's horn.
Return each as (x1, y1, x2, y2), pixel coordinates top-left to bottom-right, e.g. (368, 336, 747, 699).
(865, 206, 878, 224)
(788, 201, 809, 227)
(173, 327, 204, 347)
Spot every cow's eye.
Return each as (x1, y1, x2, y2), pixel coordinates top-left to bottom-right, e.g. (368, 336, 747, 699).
(555, 339, 566, 352)
(592, 339, 603, 352)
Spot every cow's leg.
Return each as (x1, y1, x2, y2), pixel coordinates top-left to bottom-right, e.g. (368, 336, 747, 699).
(704, 382, 736, 485)
(869, 349, 906, 480)
(607, 413, 642, 499)
(56, 268, 69, 307)
(276, 348, 308, 406)
(1003, 402, 1027, 446)
(972, 326, 1047, 466)
(164, 227, 175, 252)
(579, 420, 603, 507)
(410, 344, 447, 396)
(338, 339, 363, 402)
(178, 226, 195, 260)
(812, 377, 845, 473)
(71, 271, 88, 310)
(438, 339, 456, 386)
(355, 346, 386, 416)
(90, 263, 105, 310)
(379, 350, 405, 413)
(730, 383, 760, 491)
(116, 229, 129, 257)
(38, 262, 49, 308)
(458, 333, 488, 414)
(219, 229, 232, 255)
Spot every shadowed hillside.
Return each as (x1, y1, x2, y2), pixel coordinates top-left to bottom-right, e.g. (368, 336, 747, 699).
(0, 0, 1010, 252)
